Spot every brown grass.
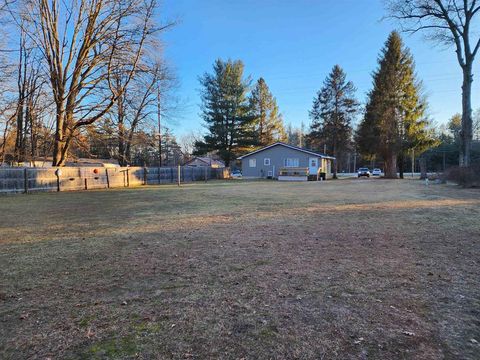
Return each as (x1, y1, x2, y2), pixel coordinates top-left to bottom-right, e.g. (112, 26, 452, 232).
(1, 179, 479, 359)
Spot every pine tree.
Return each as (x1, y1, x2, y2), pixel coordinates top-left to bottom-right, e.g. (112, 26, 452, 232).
(249, 78, 286, 145)
(356, 31, 435, 178)
(195, 59, 254, 166)
(308, 65, 359, 178)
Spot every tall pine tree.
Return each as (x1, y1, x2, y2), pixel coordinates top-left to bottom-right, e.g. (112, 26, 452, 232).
(249, 78, 286, 145)
(308, 65, 359, 178)
(356, 31, 435, 178)
(195, 59, 254, 166)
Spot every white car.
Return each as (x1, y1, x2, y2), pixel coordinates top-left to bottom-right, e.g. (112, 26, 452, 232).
(371, 168, 382, 176)
(357, 168, 371, 177)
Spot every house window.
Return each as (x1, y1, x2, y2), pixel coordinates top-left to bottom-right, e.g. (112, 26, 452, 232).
(264, 158, 271, 166)
(249, 158, 256, 167)
(284, 158, 299, 167)
(267, 170, 273, 177)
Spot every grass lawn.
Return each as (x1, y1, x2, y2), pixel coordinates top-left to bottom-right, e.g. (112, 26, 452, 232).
(1, 179, 479, 359)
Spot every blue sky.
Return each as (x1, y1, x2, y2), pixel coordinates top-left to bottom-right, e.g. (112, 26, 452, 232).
(160, 0, 479, 136)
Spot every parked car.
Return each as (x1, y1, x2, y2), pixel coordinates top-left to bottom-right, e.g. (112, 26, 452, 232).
(231, 169, 242, 178)
(371, 168, 382, 176)
(357, 168, 371, 177)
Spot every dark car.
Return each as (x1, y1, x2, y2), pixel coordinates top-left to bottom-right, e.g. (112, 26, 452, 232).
(231, 169, 242, 178)
(357, 168, 371, 178)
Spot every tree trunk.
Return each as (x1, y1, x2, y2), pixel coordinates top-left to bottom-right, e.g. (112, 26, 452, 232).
(53, 139, 69, 166)
(118, 128, 126, 166)
(125, 130, 135, 165)
(52, 128, 65, 166)
(15, 100, 25, 162)
(398, 153, 404, 179)
(332, 143, 338, 179)
(1, 115, 13, 164)
(116, 87, 128, 166)
(419, 158, 427, 179)
(384, 153, 398, 178)
(460, 64, 473, 167)
(52, 106, 69, 166)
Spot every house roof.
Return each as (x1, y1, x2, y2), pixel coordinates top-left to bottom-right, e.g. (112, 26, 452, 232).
(237, 142, 335, 160)
(67, 158, 120, 167)
(184, 156, 225, 167)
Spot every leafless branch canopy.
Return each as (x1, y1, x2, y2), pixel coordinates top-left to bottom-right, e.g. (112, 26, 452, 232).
(386, 0, 480, 68)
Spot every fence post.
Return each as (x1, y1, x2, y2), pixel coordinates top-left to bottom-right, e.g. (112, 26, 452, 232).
(177, 165, 181, 186)
(143, 167, 147, 185)
(55, 168, 61, 192)
(84, 178, 88, 190)
(24, 168, 28, 193)
(105, 168, 110, 188)
(126, 168, 130, 187)
(157, 166, 161, 184)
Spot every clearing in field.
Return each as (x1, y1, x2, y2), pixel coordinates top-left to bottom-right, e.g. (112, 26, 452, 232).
(1, 179, 479, 359)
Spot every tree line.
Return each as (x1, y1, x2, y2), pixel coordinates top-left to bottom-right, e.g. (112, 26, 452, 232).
(195, 0, 480, 177)
(1, 0, 478, 172)
(193, 32, 447, 178)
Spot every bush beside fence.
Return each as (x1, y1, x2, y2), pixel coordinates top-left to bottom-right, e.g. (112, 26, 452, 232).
(0, 166, 229, 194)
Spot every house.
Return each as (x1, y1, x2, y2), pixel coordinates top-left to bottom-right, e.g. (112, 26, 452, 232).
(184, 156, 225, 168)
(237, 142, 335, 180)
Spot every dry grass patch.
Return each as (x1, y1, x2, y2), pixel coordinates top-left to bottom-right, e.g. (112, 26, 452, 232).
(0, 179, 479, 359)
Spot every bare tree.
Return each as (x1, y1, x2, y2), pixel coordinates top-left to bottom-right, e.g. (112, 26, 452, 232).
(386, 0, 480, 167)
(179, 130, 203, 158)
(6, 0, 161, 166)
(13, 26, 48, 163)
(113, 63, 160, 165)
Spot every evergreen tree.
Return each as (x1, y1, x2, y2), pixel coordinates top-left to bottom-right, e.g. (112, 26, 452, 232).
(195, 59, 254, 166)
(308, 65, 359, 178)
(249, 78, 286, 145)
(356, 31, 435, 178)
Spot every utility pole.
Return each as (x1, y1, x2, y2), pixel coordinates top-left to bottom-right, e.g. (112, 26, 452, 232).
(411, 148, 415, 177)
(157, 83, 162, 168)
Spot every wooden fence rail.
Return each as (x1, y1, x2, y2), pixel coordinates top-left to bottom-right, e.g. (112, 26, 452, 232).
(0, 166, 229, 194)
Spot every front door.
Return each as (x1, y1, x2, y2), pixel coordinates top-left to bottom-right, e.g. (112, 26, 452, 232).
(309, 157, 318, 176)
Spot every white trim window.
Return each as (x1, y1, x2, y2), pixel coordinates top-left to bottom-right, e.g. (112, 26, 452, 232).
(264, 158, 271, 166)
(284, 158, 299, 167)
(249, 158, 256, 167)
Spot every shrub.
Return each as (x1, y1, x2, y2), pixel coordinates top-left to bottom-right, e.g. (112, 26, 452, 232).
(443, 164, 480, 187)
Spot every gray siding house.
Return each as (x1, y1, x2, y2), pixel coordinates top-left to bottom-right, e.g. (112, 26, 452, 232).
(238, 142, 334, 179)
